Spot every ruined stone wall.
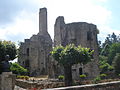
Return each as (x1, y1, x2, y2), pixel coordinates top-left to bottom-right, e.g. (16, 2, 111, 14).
(16, 80, 120, 90)
(18, 8, 53, 77)
(54, 16, 99, 79)
(18, 39, 30, 70)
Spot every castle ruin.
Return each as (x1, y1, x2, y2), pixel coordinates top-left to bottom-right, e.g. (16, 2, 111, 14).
(18, 8, 99, 79)
(54, 16, 99, 79)
(18, 8, 53, 76)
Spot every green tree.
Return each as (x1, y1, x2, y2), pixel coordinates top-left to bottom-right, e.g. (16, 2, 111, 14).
(51, 44, 93, 86)
(113, 53, 120, 74)
(108, 43, 120, 64)
(10, 63, 28, 75)
(101, 33, 119, 57)
(0, 40, 17, 61)
(0, 40, 17, 74)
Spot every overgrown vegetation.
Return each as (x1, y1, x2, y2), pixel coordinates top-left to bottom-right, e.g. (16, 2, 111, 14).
(10, 63, 28, 75)
(99, 33, 120, 75)
(51, 44, 93, 86)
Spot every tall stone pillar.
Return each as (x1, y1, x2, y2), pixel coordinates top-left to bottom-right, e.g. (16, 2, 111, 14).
(39, 8, 47, 35)
(0, 72, 16, 90)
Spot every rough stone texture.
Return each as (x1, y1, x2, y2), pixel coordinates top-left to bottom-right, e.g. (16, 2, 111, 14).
(0, 72, 16, 90)
(15, 79, 64, 89)
(15, 80, 120, 90)
(18, 8, 53, 77)
(54, 16, 99, 79)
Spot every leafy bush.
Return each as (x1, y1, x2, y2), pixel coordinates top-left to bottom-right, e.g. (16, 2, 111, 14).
(99, 55, 111, 73)
(79, 74, 87, 79)
(10, 63, 28, 75)
(100, 74, 107, 79)
(99, 55, 114, 73)
(17, 75, 29, 80)
(108, 65, 114, 71)
(58, 75, 64, 81)
(93, 76, 101, 83)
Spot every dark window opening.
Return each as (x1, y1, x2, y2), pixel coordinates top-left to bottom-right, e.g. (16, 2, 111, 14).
(79, 67, 83, 75)
(87, 31, 92, 40)
(26, 48, 29, 56)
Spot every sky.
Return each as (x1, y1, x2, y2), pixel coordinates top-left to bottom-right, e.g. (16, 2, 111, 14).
(0, 0, 120, 43)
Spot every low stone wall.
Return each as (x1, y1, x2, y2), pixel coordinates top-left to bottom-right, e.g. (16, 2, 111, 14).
(46, 81, 120, 90)
(16, 79, 64, 89)
(16, 80, 120, 90)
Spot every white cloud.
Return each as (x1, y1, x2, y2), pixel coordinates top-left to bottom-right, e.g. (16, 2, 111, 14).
(39, 0, 112, 39)
(0, 0, 119, 43)
(0, 10, 39, 42)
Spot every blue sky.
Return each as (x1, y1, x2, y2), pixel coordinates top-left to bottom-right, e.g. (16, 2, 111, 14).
(106, 0, 120, 30)
(0, 0, 120, 43)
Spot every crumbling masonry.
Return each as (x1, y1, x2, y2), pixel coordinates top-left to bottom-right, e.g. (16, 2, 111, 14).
(18, 8, 53, 76)
(18, 8, 99, 79)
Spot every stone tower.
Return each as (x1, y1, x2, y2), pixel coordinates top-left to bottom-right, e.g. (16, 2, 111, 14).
(54, 16, 99, 79)
(18, 8, 52, 76)
(39, 8, 47, 35)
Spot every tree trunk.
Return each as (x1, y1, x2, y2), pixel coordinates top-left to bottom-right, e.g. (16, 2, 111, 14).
(64, 65, 72, 86)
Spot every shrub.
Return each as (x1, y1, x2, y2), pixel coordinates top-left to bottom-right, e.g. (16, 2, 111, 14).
(79, 74, 87, 79)
(93, 76, 101, 83)
(100, 74, 107, 79)
(10, 63, 28, 75)
(17, 75, 29, 80)
(108, 65, 114, 71)
(58, 75, 64, 81)
(24, 76, 29, 80)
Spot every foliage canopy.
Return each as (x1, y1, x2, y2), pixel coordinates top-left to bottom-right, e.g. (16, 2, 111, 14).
(0, 40, 17, 61)
(10, 63, 28, 75)
(51, 44, 93, 66)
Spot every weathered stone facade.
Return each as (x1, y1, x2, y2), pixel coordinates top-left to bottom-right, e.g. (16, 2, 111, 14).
(18, 8, 99, 79)
(54, 16, 99, 79)
(18, 8, 53, 76)
(0, 72, 16, 90)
